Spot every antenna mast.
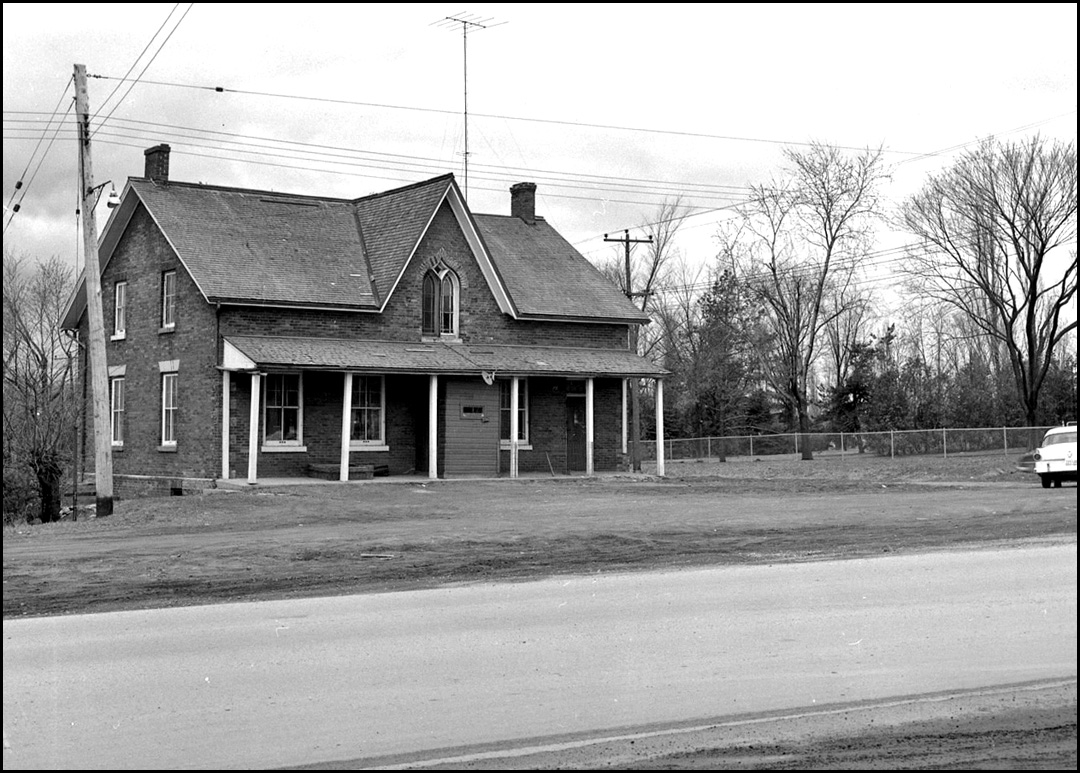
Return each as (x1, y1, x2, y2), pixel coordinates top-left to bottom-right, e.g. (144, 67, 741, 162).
(433, 12, 505, 201)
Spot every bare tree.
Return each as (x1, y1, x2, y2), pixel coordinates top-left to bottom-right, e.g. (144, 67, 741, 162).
(900, 135, 1077, 434)
(598, 196, 693, 335)
(3, 252, 79, 523)
(728, 143, 886, 459)
(596, 197, 692, 469)
(823, 284, 876, 390)
(650, 257, 708, 433)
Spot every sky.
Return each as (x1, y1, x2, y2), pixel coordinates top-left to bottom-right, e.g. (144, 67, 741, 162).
(3, 3, 1077, 310)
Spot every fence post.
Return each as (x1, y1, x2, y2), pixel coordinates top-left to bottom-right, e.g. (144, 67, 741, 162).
(1002, 426, 1007, 458)
(890, 430, 894, 459)
(707, 436, 711, 460)
(750, 435, 754, 457)
(943, 428, 947, 459)
(794, 433, 799, 455)
(840, 432, 845, 460)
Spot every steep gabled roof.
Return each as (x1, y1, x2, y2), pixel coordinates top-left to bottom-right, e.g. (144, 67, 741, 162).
(474, 214, 649, 323)
(129, 179, 376, 308)
(353, 174, 456, 305)
(62, 171, 647, 329)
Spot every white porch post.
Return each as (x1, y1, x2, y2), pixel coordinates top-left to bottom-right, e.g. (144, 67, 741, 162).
(428, 375, 438, 479)
(221, 370, 230, 480)
(509, 376, 520, 479)
(247, 372, 261, 484)
(585, 377, 595, 475)
(655, 378, 665, 477)
(340, 372, 353, 482)
(621, 378, 627, 455)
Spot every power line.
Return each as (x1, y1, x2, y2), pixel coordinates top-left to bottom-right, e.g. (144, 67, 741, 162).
(92, 4, 184, 130)
(4, 115, 757, 198)
(3, 81, 73, 235)
(893, 110, 1077, 167)
(87, 72, 930, 156)
(93, 3, 195, 136)
(25, 136, 745, 211)
(644, 235, 1078, 300)
(3, 128, 755, 212)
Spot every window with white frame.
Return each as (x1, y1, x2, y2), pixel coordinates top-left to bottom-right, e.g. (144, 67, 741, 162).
(350, 376, 384, 444)
(161, 270, 176, 330)
(161, 372, 177, 446)
(113, 281, 127, 339)
(264, 373, 302, 444)
(421, 265, 458, 337)
(110, 377, 125, 446)
(499, 379, 529, 443)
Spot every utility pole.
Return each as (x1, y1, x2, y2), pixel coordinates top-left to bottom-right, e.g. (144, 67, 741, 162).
(605, 229, 653, 472)
(74, 63, 113, 517)
(433, 13, 504, 201)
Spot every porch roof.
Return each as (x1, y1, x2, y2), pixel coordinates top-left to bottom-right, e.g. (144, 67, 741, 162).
(223, 335, 668, 378)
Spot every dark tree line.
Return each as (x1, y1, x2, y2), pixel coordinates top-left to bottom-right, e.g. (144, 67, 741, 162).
(647, 136, 1076, 449)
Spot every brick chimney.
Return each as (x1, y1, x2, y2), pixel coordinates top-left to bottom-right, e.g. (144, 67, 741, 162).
(510, 182, 537, 225)
(144, 144, 171, 182)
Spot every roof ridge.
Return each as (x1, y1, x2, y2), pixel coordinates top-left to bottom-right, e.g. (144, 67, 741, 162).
(352, 173, 455, 204)
(227, 333, 444, 344)
(466, 342, 636, 352)
(129, 177, 353, 204)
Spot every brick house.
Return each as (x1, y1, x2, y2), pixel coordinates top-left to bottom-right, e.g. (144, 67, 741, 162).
(63, 145, 668, 493)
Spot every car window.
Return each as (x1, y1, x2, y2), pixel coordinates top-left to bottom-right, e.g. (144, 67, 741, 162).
(1042, 430, 1077, 446)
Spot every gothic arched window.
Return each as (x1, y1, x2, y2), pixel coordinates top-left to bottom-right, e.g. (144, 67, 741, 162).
(422, 266, 458, 337)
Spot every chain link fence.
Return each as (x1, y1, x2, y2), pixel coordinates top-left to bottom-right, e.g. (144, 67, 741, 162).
(640, 426, 1058, 462)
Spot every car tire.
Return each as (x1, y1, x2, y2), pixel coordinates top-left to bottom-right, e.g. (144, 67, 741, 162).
(1040, 474, 1052, 489)
(1053, 478, 1063, 488)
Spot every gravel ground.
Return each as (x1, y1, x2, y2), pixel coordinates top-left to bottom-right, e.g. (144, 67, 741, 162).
(5, 452, 1075, 769)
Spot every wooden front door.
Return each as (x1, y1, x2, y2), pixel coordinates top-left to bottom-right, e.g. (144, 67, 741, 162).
(566, 395, 586, 472)
(443, 379, 499, 477)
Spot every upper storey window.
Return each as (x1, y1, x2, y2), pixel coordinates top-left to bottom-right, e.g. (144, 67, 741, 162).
(112, 281, 127, 340)
(161, 270, 177, 330)
(422, 264, 459, 337)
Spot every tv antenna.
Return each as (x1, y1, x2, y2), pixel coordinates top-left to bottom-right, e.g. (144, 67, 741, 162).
(432, 12, 506, 201)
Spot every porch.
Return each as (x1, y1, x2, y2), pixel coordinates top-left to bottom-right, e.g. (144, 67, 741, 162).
(219, 337, 669, 485)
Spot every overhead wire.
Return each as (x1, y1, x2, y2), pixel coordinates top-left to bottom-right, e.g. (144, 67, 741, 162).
(91, 3, 184, 131)
(3, 127, 755, 211)
(6, 113, 756, 196)
(86, 72, 929, 157)
(92, 3, 195, 136)
(6, 61, 1072, 301)
(3, 82, 74, 235)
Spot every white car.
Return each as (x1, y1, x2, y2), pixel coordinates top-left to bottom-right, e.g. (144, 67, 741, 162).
(1032, 423, 1077, 489)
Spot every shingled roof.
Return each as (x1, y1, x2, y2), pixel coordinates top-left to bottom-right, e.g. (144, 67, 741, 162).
(354, 175, 455, 304)
(129, 180, 376, 308)
(474, 213, 647, 323)
(64, 171, 648, 328)
(224, 335, 667, 377)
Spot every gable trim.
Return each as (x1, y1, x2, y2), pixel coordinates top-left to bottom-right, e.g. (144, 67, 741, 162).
(127, 182, 212, 305)
(515, 313, 650, 326)
(61, 181, 209, 330)
(377, 180, 516, 317)
(222, 339, 257, 371)
(215, 300, 379, 313)
(444, 185, 517, 317)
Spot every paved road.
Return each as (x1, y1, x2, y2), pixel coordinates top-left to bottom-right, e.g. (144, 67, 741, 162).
(3, 544, 1076, 769)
